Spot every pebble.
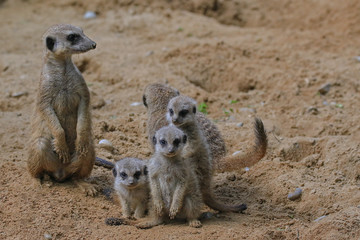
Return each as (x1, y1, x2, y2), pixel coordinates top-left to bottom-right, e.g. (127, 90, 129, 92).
(232, 151, 242, 156)
(244, 167, 250, 172)
(287, 188, 302, 201)
(307, 106, 319, 115)
(11, 91, 28, 98)
(236, 122, 244, 127)
(355, 56, 360, 62)
(83, 11, 97, 19)
(130, 102, 142, 106)
(105, 217, 125, 226)
(318, 83, 331, 95)
(44, 233, 52, 240)
(145, 50, 154, 57)
(99, 139, 114, 151)
(322, 100, 328, 106)
(314, 215, 327, 222)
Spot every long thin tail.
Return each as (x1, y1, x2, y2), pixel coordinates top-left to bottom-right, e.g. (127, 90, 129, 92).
(95, 157, 115, 169)
(217, 118, 268, 173)
(203, 191, 247, 212)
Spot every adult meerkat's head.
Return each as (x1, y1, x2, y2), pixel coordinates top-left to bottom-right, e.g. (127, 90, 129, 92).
(142, 83, 180, 110)
(43, 24, 96, 56)
(167, 96, 197, 127)
(113, 158, 148, 190)
(153, 125, 187, 158)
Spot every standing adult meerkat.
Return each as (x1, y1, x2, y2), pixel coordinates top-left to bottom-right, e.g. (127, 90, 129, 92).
(167, 95, 258, 212)
(113, 157, 149, 219)
(27, 24, 97, 195)
(142, 83, 267, 173)
(137, 125, 203, 229)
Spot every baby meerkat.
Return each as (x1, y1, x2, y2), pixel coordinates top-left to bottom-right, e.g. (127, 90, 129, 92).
(27, 24, 97, 195)
(113, 157, 149, 219)
(137, 125, 203, 229)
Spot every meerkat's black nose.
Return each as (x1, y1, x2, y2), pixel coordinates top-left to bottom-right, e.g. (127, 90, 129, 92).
(92, 42, 97, 49)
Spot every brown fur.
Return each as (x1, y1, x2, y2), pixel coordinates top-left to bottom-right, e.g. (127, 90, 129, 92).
(136, 125, 202, 229)
(27, 24, 97, 195)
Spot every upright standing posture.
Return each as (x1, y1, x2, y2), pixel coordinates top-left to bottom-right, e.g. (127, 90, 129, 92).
(113, 157, 149, 219)
(27, 24, 97, 195)
(137, 125, 203, 229)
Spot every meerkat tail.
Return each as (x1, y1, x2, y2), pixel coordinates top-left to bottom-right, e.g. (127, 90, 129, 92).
(217, 118, 268, 173)
(95, 157, 115, 169)
(203, 191, 247, 212)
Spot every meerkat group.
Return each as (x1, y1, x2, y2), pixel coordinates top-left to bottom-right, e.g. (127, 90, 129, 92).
(27, 24, 268, 227)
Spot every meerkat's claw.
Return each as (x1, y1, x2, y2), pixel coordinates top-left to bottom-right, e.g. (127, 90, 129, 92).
(188, 219, 202, 228)
(75, 180, 97, 196)
(169, 206, 179, 219)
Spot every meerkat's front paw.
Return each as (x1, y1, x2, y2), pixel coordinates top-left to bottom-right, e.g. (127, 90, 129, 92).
(169, 205, 179, 219)
(54, 143, 70, 163)
(153, 201, 164, 216)
(76, 138, 89, 157)
(74, 180, 97, 196)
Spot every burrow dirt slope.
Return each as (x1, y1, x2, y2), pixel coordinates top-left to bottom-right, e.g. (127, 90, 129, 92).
(0, 0, 359, 239)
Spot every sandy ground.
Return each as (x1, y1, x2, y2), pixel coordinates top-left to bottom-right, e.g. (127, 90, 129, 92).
(1, 0, 360, 239)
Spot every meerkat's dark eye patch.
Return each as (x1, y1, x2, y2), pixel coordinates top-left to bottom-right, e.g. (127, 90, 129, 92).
(120, 172, 128, 179)
(112, 168, 117, 177)
(160, 139, 167, 146)
(143, 166, 148, 175)
(152, 136, 157, 145)
(179, 109, 189, 117)
(46, 37, 55, 51)
(183, 135, 187, 144)
(134, 171, 141, 180)
(193, 106, 196, 114)
(169, 108, 174, 116)
(142, 95, 148, 108)
(67, 33, 81, 44)
(173, 138, 180, 147)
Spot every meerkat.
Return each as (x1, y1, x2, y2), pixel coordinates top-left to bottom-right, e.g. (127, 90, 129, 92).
(27, 24, 97, 195)
(143, 83, 267, 171)
(137, 125, 203, 229)
(113, 157, 149, 219)
(167, 95, 248, 212)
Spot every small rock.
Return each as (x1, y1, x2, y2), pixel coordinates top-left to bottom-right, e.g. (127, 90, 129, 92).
(314, 215, 327, 222)
(105, 217, 126, 226)
(307, 106, 319, 115)
(145, 50, 154, 57)
(244, 167, 250, 172)
(355, 56, 360, 62)
(84, 11, 97, 19)
(236, 122, 244, 127)
(232, 151, 242, 156)
(130, 102, 142, 106)
(287, 188, 302, 201)
(99, 139, 114, 151)
(11, 91, 28, 98)
(227, 174, 236, 181)
(318, 83, 331, 95)
(322, 100, 328, 106)
(335, 103, 343, 108)
(44, 233, 52, 240)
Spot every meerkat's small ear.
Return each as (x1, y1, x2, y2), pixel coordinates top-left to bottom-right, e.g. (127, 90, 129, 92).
(112, 168, 117, 177)
(183, 135, 187, 144)
(143, 166, 148, 175)
(46, 37, 55, 52)
(152, 136, 157, 145)
(193, 106, 196, 114)
(142, 95, 148, 108)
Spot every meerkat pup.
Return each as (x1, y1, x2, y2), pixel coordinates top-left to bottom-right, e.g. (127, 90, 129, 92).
(137, 125, 203, 229)
(167, 95, 255, 212)
(27, 24, 97, 195)
(113, 157, 149, 219)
